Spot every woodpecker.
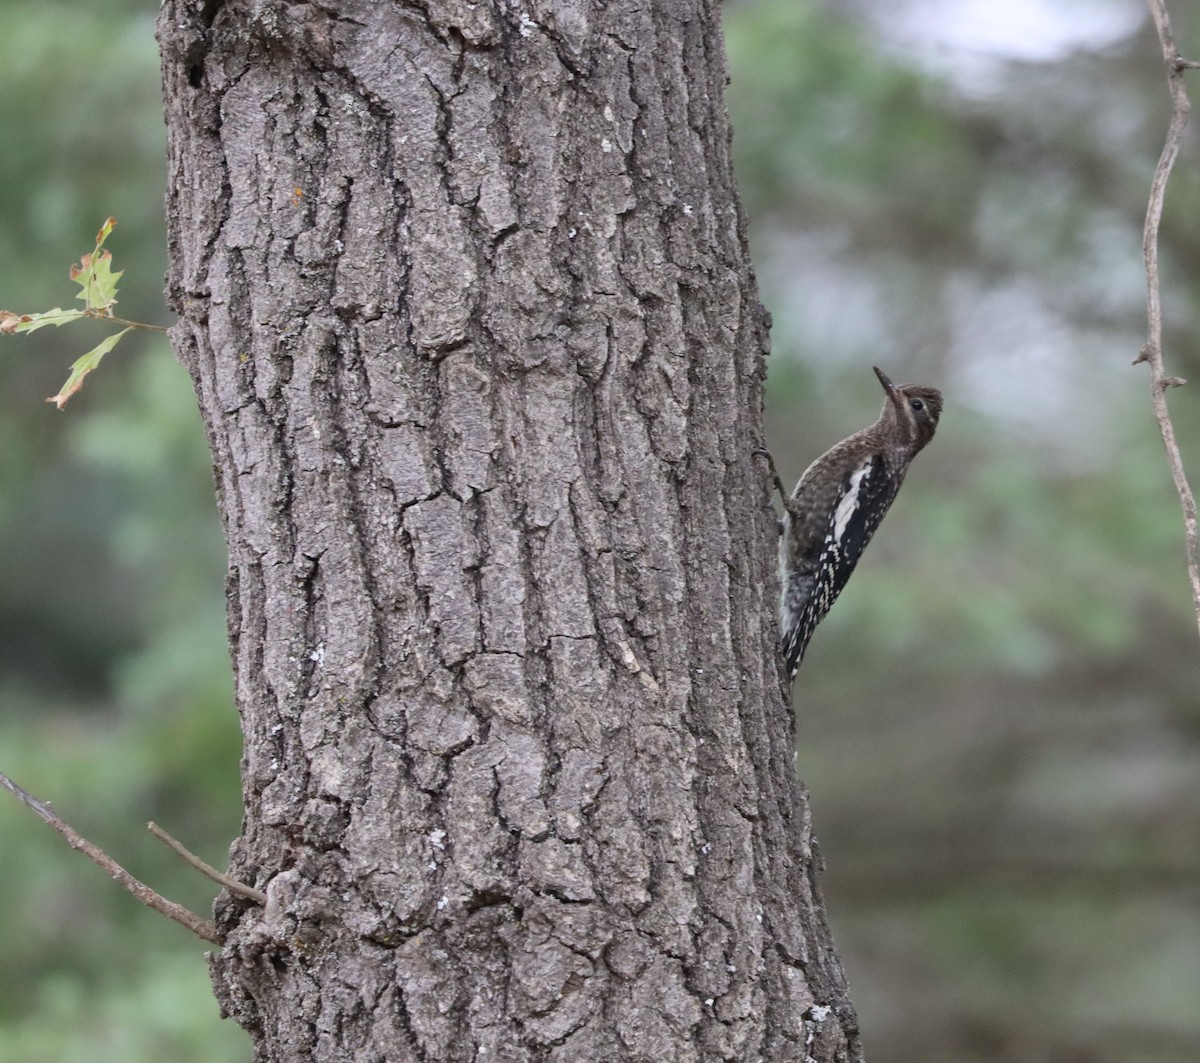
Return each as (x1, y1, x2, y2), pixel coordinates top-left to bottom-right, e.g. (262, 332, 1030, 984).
(775, 366, 942, 681)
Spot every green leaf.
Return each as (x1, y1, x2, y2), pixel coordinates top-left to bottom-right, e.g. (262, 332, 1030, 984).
(0, 307, 87, 334)
(94, 215, 116, 247)
(70, 252, 123, 313)
(46, 327, 131, 410)
(69, 216, 122, 312)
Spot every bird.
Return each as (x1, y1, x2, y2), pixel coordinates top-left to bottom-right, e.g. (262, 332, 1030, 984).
(773, 366, 942, 681)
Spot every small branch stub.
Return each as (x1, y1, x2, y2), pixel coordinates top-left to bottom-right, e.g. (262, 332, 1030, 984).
(148, 821, 266, 905)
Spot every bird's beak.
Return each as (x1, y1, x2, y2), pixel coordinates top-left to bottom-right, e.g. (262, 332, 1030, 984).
(873, 366, 901, 405)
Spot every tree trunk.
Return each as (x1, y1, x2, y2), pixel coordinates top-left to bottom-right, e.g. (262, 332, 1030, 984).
(157, 1, 857, 1059)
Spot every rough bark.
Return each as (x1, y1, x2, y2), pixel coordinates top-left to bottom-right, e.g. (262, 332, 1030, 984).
(157, 1, 857, 1059)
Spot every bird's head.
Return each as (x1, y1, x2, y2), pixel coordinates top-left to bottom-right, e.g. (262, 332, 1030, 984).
(874, 366, 942, 454)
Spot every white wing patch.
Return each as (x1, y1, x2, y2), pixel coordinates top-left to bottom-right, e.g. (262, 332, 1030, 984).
(831, 460, 871, 548)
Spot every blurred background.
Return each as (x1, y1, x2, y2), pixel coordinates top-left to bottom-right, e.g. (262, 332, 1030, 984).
(0, 1, 1196, 1061)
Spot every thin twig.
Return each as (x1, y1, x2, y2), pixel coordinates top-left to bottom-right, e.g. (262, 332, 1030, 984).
(97, 312, 170, 333)
(0, 770, 219, 944)
(148, 821, 265, 904)
(1140, 0, 1200, 642)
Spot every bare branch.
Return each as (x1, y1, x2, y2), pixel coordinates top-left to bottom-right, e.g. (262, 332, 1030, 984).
(0, 769, 219, 944)
(1141, 0, 1200, 641)
(148, 821, 265, 905)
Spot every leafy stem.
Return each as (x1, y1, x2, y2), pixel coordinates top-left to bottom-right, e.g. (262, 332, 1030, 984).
(0, 217, 172, 408)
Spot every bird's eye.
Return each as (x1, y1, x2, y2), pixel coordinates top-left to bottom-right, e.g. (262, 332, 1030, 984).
(910, 399, 925, 412)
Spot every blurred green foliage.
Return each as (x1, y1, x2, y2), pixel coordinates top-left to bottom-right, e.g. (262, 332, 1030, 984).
(0, 1, 245, 1060)
(2, 1, 1198, 1062)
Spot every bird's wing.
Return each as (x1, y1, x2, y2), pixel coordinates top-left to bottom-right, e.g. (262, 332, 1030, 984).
(782, 454, 899, 677)
(820, 453, 899, 606)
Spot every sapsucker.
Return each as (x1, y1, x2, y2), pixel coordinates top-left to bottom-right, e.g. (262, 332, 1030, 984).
(777, 366, 942, 681)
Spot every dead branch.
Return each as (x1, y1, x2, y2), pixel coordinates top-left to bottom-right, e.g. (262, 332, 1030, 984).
(0, 769, 219, 944)
(148, 820, 265, 904)
(1140, 0, 1200, 641)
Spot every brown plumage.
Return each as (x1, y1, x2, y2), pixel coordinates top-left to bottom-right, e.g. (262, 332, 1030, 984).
(778, 366, 942, 680)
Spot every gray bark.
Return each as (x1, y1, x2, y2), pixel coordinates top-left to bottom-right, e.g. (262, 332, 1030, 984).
(157, 0, 857, 1059)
